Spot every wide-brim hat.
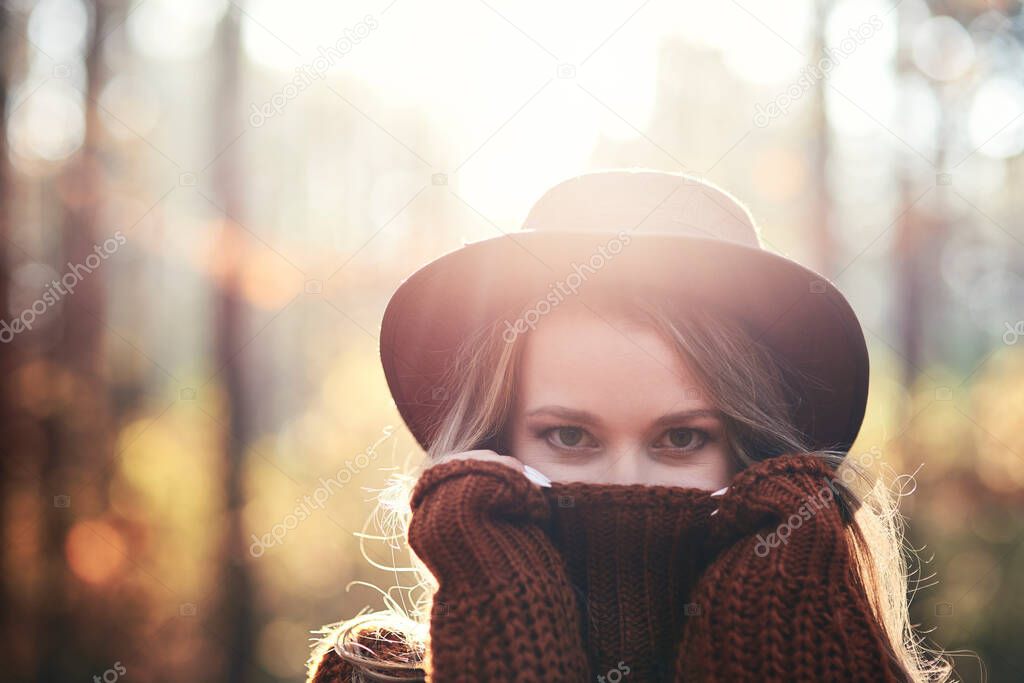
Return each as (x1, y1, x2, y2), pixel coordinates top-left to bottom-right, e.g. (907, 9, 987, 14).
(380, 169, 869, 454)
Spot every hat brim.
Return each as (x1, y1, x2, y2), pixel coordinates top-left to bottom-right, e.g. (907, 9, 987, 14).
(380, 230, 868, 454)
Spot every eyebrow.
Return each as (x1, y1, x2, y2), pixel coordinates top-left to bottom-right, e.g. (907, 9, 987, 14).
(651, 409, 724, 428)
(524, 405, 601, 425)
(524, 405, 724, 427)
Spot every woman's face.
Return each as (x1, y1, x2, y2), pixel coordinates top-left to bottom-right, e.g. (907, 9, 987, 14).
(509, 305, 739, 489)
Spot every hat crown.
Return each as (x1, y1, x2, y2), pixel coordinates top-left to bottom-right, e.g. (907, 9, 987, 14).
(521, 170, 761, 249)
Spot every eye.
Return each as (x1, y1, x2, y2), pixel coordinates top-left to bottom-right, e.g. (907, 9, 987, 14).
(653, 427, 709, 451)
(543, 426, 598, 450)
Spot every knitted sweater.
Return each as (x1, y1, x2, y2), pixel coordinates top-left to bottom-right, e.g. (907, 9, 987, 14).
(308, 454, 910, 682)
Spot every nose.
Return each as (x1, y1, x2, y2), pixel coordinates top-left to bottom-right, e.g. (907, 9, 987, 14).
(602, 443, 649, 485)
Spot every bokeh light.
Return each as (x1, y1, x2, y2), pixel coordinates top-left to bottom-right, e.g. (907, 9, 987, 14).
(2, 1, 1022, 682)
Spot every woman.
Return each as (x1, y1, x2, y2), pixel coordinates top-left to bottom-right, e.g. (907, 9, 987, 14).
(307, 170, 953, 682)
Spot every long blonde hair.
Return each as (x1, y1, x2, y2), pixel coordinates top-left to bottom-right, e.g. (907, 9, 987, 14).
(309, 288, 955, 683)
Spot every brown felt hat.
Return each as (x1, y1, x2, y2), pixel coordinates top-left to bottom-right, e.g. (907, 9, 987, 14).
(379, 169, 869, 454)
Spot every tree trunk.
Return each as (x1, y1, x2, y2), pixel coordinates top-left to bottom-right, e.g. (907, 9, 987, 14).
(212, 8, 255, 682)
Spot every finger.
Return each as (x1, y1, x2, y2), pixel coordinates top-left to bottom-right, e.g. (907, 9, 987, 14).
(521, 464, 552, 488)
(432, 450, 525, 473)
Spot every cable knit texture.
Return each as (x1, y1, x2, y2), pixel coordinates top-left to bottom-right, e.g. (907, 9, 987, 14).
(542, 478, 719, 681)
(675, 455, 910, 682)
(307, 454, 911, 682)
(407, 459, 591, 682)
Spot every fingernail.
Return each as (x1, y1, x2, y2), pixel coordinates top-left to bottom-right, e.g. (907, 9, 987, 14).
(522, 465, 552, 488)
(710, 485, 727, 517)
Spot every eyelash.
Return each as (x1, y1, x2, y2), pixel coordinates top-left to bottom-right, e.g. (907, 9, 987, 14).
(537, 425, 713, 453)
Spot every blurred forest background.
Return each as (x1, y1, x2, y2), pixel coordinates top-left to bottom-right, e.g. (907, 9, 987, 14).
(1, 0, 1023, 681)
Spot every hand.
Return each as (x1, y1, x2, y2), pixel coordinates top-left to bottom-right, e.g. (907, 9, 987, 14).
(428, 449, 526, 474)
(408, 450, 554, 589)
(409, 450, 552, 544)
(429, 450, 552, 488)
(407, 460, 592, 680)
(706, 453, 850, 547)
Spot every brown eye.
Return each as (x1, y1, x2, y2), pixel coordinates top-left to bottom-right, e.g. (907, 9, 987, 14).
(654, 428, 709, 451)
(541, 426, 596, 450)
(668, 429, 696, 448)
(555, 427, 585, 447)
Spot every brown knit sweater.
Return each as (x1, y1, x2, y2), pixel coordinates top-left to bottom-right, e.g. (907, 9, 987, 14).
(308, 454, 911, 682)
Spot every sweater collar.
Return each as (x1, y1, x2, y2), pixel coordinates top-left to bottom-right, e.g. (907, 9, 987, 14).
(541, 481, 720, 681)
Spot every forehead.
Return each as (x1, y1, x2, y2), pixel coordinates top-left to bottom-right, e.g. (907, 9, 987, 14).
(516, 305, 710, 418)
